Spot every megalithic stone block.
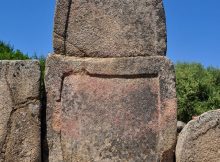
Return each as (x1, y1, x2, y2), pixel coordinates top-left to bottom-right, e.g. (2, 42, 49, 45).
(53, 0, 167, 57)
(48, 0, 177, 161)
(0, 61, 41, 161)
(176, 109, 220, 162)
(45, 54, 177, 161)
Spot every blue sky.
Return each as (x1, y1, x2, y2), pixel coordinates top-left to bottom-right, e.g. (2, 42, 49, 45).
(0, 0, 219, 67)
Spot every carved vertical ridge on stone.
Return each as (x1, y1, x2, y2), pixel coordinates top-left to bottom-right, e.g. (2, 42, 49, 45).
(157, 70, 162, 162)
(54, 0, 73, 54)
(59, 130, 65, 162)
(63, 0, 73, 55)
(154, 1, 167, 56)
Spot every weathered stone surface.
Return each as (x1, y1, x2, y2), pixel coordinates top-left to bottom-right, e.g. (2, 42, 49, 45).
(54, 0, 167, 57)
(176, 109, 220, 162)
(45, 54, 177, 161)
(0, 61, 41, 161)
(177, 121, 186, 133)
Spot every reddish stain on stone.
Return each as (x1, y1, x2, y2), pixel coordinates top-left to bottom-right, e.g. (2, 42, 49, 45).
(60, 74, 160, 141)
(61, 117, 80, 138)
(52, 102, 62, 132)
(160, 98, 177, 130)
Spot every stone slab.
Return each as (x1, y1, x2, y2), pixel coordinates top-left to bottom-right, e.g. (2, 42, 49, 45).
(54, 0, 167, 57)
(45, 54, 177, 161)
(0, 60, 41, 161)
(176, 109, 220, 162)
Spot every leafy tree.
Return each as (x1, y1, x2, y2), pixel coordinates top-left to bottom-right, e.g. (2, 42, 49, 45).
(175, 63, 220, 122)
(0, 41, 46, 73)
(0, 41, 29, 60)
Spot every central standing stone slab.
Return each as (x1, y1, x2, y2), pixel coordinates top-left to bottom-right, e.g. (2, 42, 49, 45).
(54, 0, 167, 57)
(45, 55, 177, 161)
(47, 0, 177, 161)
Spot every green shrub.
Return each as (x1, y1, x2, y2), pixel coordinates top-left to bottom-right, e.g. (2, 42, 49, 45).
(0, 41, 29, 60)
(0, 41, 46, 74)
(175, 63, 220, 122)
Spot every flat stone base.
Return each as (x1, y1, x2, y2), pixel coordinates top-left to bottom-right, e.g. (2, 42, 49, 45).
(45, 54, 177, 161)
(0, 61, 41, 161)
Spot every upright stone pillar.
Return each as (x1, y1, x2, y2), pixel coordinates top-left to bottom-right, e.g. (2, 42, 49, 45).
(46, 0, 177, 161)
(0, 61, 41, 161)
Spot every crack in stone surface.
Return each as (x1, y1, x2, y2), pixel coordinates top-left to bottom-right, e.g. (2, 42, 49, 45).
(0, 61, 41, 161)
(64, 0, 73, 55)
(1, 62, 15, 161)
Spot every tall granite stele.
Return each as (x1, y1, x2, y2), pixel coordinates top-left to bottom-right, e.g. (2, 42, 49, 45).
(46, 0, 177, 161)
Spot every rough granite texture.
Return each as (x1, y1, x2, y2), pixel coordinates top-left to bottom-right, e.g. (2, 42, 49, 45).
(0, 61, 41, 162)
(53, 0, 167, 57)
(45, 54, 177, 162)
(177, 121, 186, 133)
(176, 109, 220, 162)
